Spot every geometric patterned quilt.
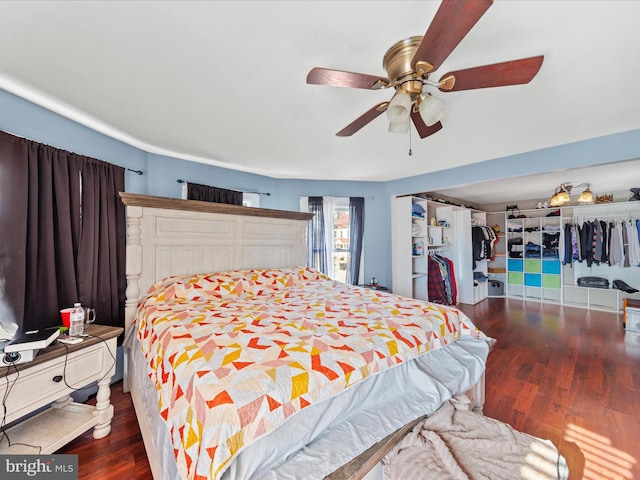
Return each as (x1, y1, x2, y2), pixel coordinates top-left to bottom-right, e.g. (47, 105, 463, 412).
(135, 266, 485, 480)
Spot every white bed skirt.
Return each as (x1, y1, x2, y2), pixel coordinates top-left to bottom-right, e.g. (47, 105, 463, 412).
(128, 335, 489, 480)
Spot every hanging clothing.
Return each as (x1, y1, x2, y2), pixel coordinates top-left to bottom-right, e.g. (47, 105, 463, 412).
(428, 254, 457, 306)
(562, 217, 640, 269)
(471, 224, 497, 268)
(428, 255, 447, 305)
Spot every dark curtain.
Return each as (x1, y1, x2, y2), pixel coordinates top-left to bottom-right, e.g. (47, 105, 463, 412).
(0, 130, 125, 333)
(75, 158, 126, 330)
(187, 182, 243, 205)
(347, 197, 365, 285)
(307, 196, 327, 274)
(0, 131, 29, 329)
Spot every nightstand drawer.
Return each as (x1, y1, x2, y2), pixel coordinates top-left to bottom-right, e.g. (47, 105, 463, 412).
(3, 344, 106, 425)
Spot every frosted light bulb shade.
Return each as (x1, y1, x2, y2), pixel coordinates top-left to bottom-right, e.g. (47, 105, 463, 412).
(557, 191, 571, 203)
(386, 91, 412, 123)
(419, 95, 445, 126)
(549, 193, 563, 207)
(388, 118, 410, 134)
(577, 187, 594, 204)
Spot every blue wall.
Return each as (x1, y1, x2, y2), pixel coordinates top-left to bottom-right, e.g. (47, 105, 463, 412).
(2, 88, 639, 288)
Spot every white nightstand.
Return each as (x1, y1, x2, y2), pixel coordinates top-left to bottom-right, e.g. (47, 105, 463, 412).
(0, 324, 122, 454)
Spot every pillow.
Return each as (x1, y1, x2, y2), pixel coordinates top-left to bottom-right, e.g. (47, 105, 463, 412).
(144, 266, 329, 302)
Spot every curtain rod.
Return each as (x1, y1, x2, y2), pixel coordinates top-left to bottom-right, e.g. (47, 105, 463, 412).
(126, 168, 143, 175)
(176, 179, 271, 196)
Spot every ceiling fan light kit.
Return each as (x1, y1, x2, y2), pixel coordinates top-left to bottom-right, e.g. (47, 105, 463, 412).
(418, 94, 445, 127)
(306, 0, 543, 140)
(387, 91, 413, 124)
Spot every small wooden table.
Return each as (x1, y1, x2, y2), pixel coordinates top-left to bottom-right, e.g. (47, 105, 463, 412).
(0, 324, 122, 454)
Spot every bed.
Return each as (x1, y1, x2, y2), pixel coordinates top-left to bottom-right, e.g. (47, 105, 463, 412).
(119, 193, 490, 480)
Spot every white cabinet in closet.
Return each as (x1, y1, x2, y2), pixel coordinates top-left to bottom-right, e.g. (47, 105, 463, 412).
(391, 195, 428, 300)
(486, 212, 506, 297)
(452, 209, 489, 305)
(505, 213, 562, 303)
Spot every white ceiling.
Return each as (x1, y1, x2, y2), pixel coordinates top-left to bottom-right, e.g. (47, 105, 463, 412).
(1, 1, 640, 194)
(431, 157, 640, 207)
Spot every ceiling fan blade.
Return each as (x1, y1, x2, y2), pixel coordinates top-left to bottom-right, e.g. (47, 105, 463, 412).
(438, 55, 544, 92)
(307, 67, 390, 90)
(336, 103, 388, 137)
(411, 111, 443, 139)
(411, 0, 492, 72)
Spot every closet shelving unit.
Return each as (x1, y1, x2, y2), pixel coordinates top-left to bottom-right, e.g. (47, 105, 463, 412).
(451, 208, 489, 305)
(392, 195, 490, 305)
(391, 195, 429, 300)
(505, 212, 562, 303)
(486, 212, 506, 296)
(488, 201, 640, 312)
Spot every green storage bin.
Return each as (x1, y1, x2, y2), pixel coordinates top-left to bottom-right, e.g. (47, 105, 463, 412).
(508, 272, 524, 285)
(542, 275, 561, 289)
(524, 259, 541, 273)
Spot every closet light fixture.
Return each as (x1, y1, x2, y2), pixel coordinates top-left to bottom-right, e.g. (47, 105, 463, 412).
(576, 184, 594, 204)
(549, 182, 594, 206)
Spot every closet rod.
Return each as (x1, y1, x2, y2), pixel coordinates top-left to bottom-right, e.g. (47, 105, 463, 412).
(571, 214, 638, 222)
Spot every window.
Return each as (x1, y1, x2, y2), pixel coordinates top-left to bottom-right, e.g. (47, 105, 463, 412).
(332, 197, 350, 283)
(301, 196, 363, 284)
(242, 192, 260, 207)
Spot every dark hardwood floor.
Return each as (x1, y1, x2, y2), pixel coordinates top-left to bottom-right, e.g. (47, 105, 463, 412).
(457, 298, 640, 480)
(59, 298, 640, 479)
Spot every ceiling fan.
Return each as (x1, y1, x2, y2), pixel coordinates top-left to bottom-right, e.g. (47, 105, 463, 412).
(306, 0, 544, 139)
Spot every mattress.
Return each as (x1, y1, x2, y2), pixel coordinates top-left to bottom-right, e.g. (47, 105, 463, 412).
(131, 266, 488, 479)
(130, 333, 488, 480)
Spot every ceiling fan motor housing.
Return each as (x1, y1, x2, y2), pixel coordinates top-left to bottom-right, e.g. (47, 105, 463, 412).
(383, 36, 427, 97)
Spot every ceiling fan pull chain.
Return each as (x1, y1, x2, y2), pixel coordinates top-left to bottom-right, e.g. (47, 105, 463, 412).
(408, 126, 413, 156)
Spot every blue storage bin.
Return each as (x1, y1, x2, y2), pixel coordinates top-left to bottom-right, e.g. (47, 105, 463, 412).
(542, 260, 561, 275)
(524, 273, 542, 287)
(508, 259, 523, 272)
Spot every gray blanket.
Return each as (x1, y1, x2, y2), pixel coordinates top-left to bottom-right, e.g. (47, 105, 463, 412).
(382, 397, 567, 480)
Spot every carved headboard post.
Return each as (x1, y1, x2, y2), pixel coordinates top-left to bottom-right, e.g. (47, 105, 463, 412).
(124, 204, 143, 340)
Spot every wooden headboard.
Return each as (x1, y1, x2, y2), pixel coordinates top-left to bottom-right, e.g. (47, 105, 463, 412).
(119, 193, 313, 337)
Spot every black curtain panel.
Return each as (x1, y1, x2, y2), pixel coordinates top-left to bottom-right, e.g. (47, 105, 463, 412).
(307, 197, 327, 275)
(0, 131, 29, 330)
(0, 130, 125, 333)
(347, 197, 365, 285)
(24, 142, 81, 329)
(76, 157, 126, 330)
(187, 182, 243, 205)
